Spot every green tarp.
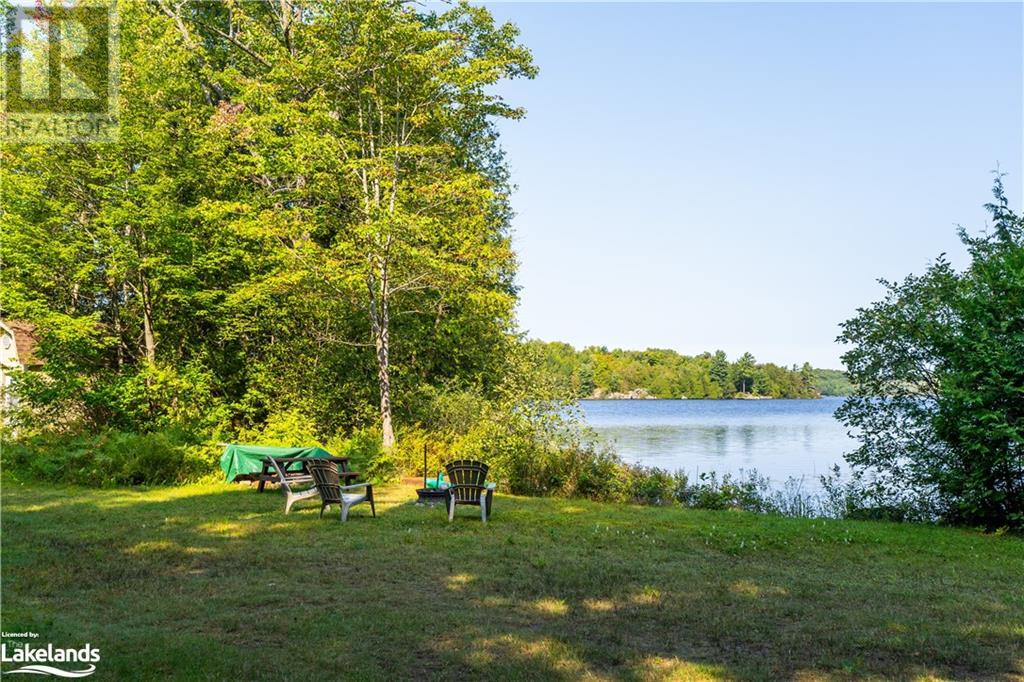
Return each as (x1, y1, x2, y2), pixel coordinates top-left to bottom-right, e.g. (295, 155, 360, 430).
(219, 443, 334, 482)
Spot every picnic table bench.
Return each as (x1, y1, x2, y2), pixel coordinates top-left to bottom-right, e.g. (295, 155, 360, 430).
(257, 456, 360, 513)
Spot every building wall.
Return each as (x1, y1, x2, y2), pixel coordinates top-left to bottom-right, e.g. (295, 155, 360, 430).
(1, 322, 25, 418)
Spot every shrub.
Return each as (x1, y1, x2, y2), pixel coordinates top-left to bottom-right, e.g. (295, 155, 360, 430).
(236, 409, 320, 447)
(569, 446, 628, 501)
(818, 465, 937, 523)
(326, 427, 388, 481)
(625, 466, 684, 506)
(765, 477, 822, 518)
(444, 410, 628, 500)
(2, 429, 217, 486)
(672, 470, 769, 512)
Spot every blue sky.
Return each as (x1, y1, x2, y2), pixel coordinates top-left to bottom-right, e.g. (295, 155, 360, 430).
(480, 2, 1023, 368)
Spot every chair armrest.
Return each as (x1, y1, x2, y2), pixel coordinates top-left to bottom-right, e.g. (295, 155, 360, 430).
(264, 457, 293, 491)
(339, 482, 372, 491)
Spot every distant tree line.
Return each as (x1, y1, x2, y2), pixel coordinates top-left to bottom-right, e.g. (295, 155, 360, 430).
(529, 342, 852, 399)
(812, 369, 856, 397)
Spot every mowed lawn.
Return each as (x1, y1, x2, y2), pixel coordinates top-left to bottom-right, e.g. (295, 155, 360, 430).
(2, 478, 1022, 681)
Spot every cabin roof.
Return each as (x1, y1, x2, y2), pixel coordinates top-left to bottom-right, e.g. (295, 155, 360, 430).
(4, 320, 42, 367)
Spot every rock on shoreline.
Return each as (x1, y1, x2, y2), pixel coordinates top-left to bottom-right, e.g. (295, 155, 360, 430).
(589, 388, 656, 400)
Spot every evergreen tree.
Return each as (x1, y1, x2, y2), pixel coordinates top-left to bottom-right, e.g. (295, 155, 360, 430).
(753, 372, 770, 396)
(800, 362, 817, 396)
(733, 352, 756, 394)
(710, 350, 731, 396)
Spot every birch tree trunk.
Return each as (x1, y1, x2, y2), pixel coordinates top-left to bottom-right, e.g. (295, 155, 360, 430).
(356, 74, 399, 451)
(129, 220, 157, 365)
(140, 273, 156, 364)
(368, 255, 395, 450)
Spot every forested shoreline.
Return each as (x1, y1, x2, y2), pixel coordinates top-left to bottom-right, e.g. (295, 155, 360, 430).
(531, 341, 854, 399)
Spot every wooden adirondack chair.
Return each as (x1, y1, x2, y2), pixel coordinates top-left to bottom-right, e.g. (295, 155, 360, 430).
(444, 459, 495, 523)
(307, 460, 375, 522)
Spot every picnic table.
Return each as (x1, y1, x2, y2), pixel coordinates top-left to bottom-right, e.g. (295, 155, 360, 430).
(219, 444, 361, 513)
(255, 456, 360, 492)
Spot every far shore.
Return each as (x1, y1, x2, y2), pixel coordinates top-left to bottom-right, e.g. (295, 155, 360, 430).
(582, 393, 833, 401)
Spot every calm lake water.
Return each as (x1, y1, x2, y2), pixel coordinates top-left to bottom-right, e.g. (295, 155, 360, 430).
(579, 398, 853, 488)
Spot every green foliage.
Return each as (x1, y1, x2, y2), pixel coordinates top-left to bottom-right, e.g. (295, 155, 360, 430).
(813, 368, 855, 396)
(1, 430, 217, 486)
(236, 409, 321, 448)
(837, 177, 1024, 530)
(1, 0, 536, 455)
(709, 350, 731, 397)
(625, 466, 684, 506)
(621, 467, 817, 514)
(731, 352, 757, 395)
(326, 427, 386, 483)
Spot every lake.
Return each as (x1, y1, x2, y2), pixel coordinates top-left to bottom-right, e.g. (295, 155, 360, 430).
(579, 397, 853, 488)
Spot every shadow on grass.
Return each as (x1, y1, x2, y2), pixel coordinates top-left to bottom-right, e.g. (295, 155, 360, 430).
(2, 478, 1022, 680)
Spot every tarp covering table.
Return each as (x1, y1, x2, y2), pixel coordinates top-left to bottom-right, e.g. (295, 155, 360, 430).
(219, 444, 333, 482)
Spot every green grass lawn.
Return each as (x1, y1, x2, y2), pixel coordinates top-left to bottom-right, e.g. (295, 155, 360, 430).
(2, 477, 1021, 681)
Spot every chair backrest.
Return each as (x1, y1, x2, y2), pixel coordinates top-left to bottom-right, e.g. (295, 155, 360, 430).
(307, 459, 342, 504)
(445, 459, 489, 503)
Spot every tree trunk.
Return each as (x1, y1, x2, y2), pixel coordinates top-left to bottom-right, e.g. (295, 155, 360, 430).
(112, 281, 124, 369)
(369, 262, 395, 450)
(140, 273, 156, 364)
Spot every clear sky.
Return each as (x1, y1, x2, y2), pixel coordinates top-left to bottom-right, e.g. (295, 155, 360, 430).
(481, 2, 1023, 368)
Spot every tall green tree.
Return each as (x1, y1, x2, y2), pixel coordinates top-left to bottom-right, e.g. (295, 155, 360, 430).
(800, 362, 816, 394)
(329, 3, 534, 448)
(710, 350, 731, 397)
(732, 352, 756, 394)
(752, 371, 770, 396)
(837, 177, 1024, 529)
(189, 0, 534, 449)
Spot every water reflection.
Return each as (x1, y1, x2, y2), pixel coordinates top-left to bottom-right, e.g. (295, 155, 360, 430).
(581, 398, 852, 489)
